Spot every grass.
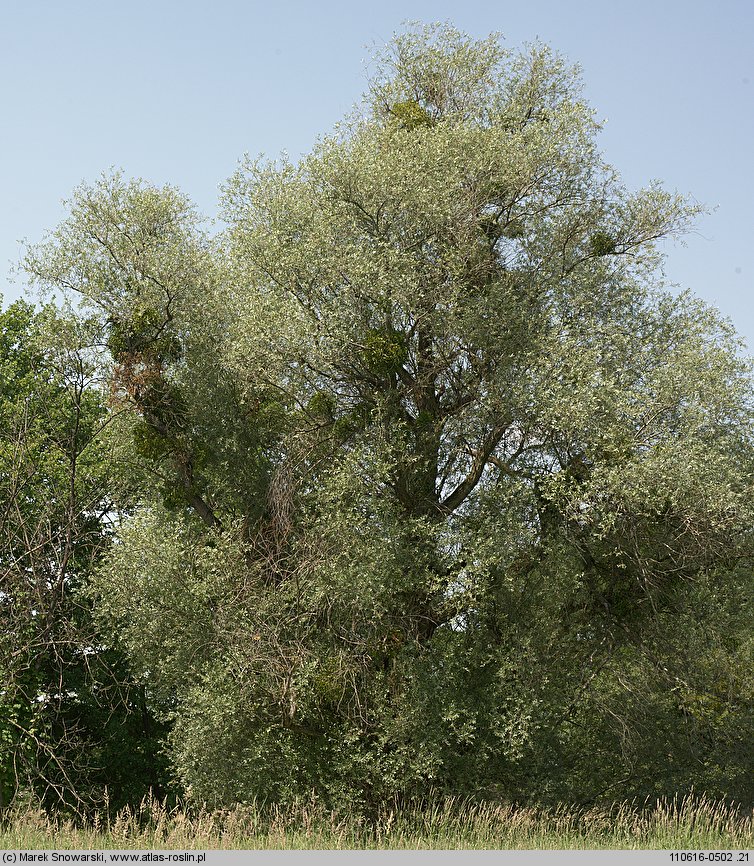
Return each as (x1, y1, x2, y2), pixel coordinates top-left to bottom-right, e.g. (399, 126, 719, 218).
(1, 793, 753, 850)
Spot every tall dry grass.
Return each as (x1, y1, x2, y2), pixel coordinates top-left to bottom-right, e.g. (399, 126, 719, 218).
(1, 793, 753, 850)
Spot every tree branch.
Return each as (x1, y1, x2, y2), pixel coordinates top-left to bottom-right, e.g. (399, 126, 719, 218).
(439, 421, 508, 514)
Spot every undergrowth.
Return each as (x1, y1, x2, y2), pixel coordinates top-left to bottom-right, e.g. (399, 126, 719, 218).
(1, 794, 752, 850)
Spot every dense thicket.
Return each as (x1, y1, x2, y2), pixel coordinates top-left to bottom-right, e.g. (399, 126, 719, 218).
(0, 302, 169, 812)
(5, 24, 754, 813)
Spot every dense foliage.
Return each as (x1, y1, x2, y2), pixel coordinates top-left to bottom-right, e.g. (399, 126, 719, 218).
(0, 302, 169, 811)
(4, 24, 753, 814)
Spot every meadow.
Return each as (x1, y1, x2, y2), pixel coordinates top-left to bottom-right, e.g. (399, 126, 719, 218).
(2, 795, 753, 850)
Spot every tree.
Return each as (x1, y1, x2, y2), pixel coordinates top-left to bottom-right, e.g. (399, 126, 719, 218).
(0, 300, 168, 813)
(25, 24, 754, 810)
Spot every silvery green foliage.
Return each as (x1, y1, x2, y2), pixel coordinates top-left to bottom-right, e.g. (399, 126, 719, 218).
(213, 24, 753, 807)
(27, 24, 754, 810)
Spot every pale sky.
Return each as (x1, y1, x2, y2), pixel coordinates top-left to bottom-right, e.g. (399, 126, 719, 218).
(2, 0, 752, 349)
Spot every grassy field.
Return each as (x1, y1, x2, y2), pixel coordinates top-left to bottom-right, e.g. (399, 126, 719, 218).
(2, 794, 753, 850)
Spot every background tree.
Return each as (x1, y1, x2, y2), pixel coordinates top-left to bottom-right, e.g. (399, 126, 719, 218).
(0, 300, 168, 813)
(24, 24, 754, 811)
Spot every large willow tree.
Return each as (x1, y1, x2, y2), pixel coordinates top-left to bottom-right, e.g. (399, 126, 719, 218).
(26, 25, 754, 810)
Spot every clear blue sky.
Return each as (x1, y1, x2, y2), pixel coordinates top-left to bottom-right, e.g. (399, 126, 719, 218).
(2, 0, 752, 349)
